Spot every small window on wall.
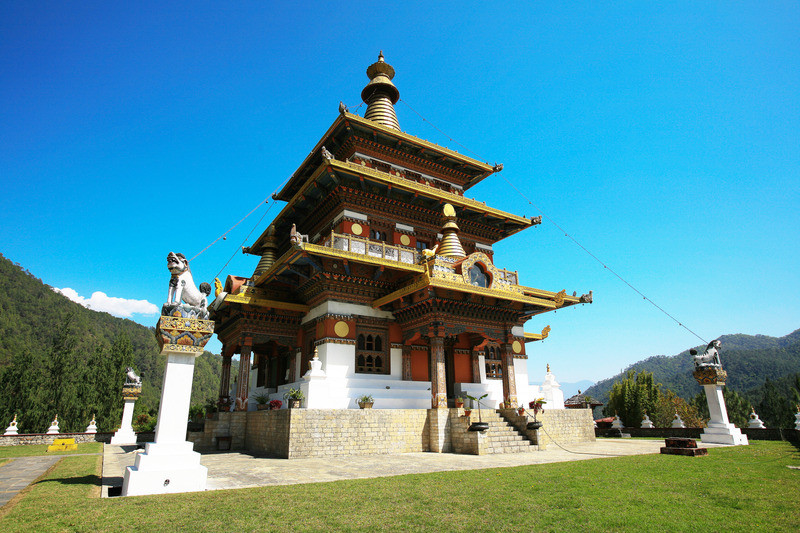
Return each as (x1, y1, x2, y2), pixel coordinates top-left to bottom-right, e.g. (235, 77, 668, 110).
(416, 240, 429, 252)
(356, 332, 388, 374)
(468, 264, 490, 288)
(484, 345, 502, 379)
(371, 230, 387, 242)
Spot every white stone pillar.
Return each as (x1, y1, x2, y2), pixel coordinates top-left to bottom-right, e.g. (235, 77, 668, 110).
(110, 398, 138, 445)
(699, 384, 748, 445)
(122, 314, 213, 496)
(301, 348, 329, 408)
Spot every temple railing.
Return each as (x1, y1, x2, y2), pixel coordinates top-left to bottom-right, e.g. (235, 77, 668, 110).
(321, 231, 420, 266)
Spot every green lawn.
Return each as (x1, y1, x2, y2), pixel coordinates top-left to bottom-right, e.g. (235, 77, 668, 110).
(0, 442, 103, 458)
(1, 441, 798, 532)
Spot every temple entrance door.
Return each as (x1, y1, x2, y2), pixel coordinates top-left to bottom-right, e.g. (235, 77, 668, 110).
(445, 342, 455, 404)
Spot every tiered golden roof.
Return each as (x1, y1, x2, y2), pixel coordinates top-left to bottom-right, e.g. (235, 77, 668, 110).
(437, 204, 466, 258)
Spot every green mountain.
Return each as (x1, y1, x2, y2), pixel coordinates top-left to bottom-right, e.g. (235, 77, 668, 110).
(584, 330, 800, 405)
(0, 252, 222, 433)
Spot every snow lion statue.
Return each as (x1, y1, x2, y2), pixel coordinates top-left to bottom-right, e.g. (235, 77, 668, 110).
(164, 252, 211, 318)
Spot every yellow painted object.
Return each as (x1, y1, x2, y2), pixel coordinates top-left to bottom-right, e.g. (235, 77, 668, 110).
(47, 438, 78, 452)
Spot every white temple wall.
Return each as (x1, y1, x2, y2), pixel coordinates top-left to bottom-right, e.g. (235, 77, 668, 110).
(389, 347, 402, 379)
(317, 342, 356, 378)
(513, 358, 531, 407)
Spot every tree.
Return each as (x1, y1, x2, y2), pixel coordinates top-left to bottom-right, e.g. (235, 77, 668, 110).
(603, 370, 661, 427)
(690, 387, 750, 428)
(755, 377, 793, 428)
(654, 389, 704, 428)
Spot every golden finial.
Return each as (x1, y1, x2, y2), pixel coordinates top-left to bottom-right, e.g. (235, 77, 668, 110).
(362, 52, 400, 130)
(546, 363, 551, 373)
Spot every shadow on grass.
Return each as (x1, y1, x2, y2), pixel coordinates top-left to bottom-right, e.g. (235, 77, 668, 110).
(36, 474, 101, 487)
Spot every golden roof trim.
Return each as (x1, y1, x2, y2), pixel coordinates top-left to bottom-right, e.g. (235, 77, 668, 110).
(224, 288, 310, 313)
(343, 112, 494, 172)
(333, 159, 531, 225)
(302, 243, 426, 273)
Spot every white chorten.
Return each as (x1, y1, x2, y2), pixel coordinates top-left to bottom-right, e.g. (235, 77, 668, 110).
(46, 415, 60, 435)
(641, 413, 655, 429)
(612, 414, 624, 429)
(671, 412, 685, 428)
(4, 414, 19, 436)
(747, 407, 766, 429)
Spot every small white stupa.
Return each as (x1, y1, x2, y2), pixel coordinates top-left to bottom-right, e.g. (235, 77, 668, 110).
(671, 411, 685, 428)
(641, 412, 655, 429)
(4, 414, 19, 436)
(794, 406, 800, 431)
(539, 364, 565, 409)
(85, 415, 98, 434)
(747, 407, 766, 429)
(612, 413, 624, 429)
(46, 415, 60, 435)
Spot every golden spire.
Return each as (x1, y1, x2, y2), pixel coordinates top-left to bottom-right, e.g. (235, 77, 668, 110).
(437, 203, 466, 258)
(361, 51, 400, 130)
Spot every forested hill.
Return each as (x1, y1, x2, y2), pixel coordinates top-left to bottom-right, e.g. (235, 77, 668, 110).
(584, 329, 800, 403)
(0, 253, 222, 432)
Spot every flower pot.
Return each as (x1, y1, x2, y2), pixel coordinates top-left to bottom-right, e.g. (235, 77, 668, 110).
(256, 404, 269, 411)
(518, 408, 525, 416)
(464, 409, 472, 417)
(270, 405, 280, 411)
(455, 400, 464, 408)
(358, 401, 374, 409)
(288, 399, 301, 409)
(527, 421, 543, 430)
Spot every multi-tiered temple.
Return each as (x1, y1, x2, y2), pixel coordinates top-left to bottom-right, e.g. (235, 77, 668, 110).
(210, 53, 591, 414)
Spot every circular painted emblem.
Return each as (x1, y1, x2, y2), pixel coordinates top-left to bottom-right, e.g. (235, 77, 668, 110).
(400, 234, 411, 246)
(443, 203, 456, 217)
(512, 340, 522, 354)
(334, 321, 350, 338)
(351, 223, 363, 236)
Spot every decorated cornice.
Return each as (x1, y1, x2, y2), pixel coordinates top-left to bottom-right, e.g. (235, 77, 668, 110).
(314, 337, 356, 346)
(524, 325, 551, 342)
(330, 159, 531, 227)
(223, 286, 310, 313)
(302, 241, 426, 274)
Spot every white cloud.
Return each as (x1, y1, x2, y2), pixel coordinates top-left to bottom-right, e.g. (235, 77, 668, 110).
(54, 287, 159, 318)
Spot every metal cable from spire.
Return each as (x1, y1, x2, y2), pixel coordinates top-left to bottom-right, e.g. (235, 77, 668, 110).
(400, 98, 708, 345)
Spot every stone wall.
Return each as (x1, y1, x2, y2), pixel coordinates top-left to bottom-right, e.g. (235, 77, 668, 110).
(190, 407, 597, 458)
(0, 431, 154, 446)
(285, 409, 430, 458)
(536, 409, 596, 447)
(598, 427, 800, 443)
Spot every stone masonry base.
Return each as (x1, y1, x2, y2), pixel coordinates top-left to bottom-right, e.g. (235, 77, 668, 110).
(189, 408, 597, 458)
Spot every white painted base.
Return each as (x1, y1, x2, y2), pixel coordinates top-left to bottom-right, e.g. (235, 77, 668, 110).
(110, 428, 137, 445)
(700, 424, 749, 445)
(111, 398, 137, 445)
(121, 441, 208, 496)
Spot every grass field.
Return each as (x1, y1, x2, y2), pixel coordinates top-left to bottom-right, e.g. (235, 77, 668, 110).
(0, 441, 798, 532)
(0, 443, 103, 458)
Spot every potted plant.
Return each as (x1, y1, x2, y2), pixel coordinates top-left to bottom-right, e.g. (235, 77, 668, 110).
(465, 393, 489, 432)
(527, 397, 546, 430)
(464, 408, 472, 417)
(356, 394, 374, 409)
(269, 399, 282, 410)
(454, 397, 464, 408)
(252, 393, 270, 410)
(517, 405, 525, 416)
(283, 388, 305, 408)
(205, 398, 218, 419)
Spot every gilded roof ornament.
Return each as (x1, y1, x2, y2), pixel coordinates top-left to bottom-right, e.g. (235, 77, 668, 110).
(361, 51, 401, 130)
(437, 203, 466, 258)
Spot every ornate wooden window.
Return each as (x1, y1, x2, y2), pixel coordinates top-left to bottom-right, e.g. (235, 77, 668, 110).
(415, 240, 429, 252)
(484, 345, 502, 380)
(468, 263, 490, 288)
(371, 229, 387, 241)
(356, 331, 388, 374)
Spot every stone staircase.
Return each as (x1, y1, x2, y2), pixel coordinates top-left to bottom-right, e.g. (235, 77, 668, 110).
(479, 409, 536, 454)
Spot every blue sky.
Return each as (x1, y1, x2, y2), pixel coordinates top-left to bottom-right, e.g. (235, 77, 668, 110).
(1, 2, 798, 383)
